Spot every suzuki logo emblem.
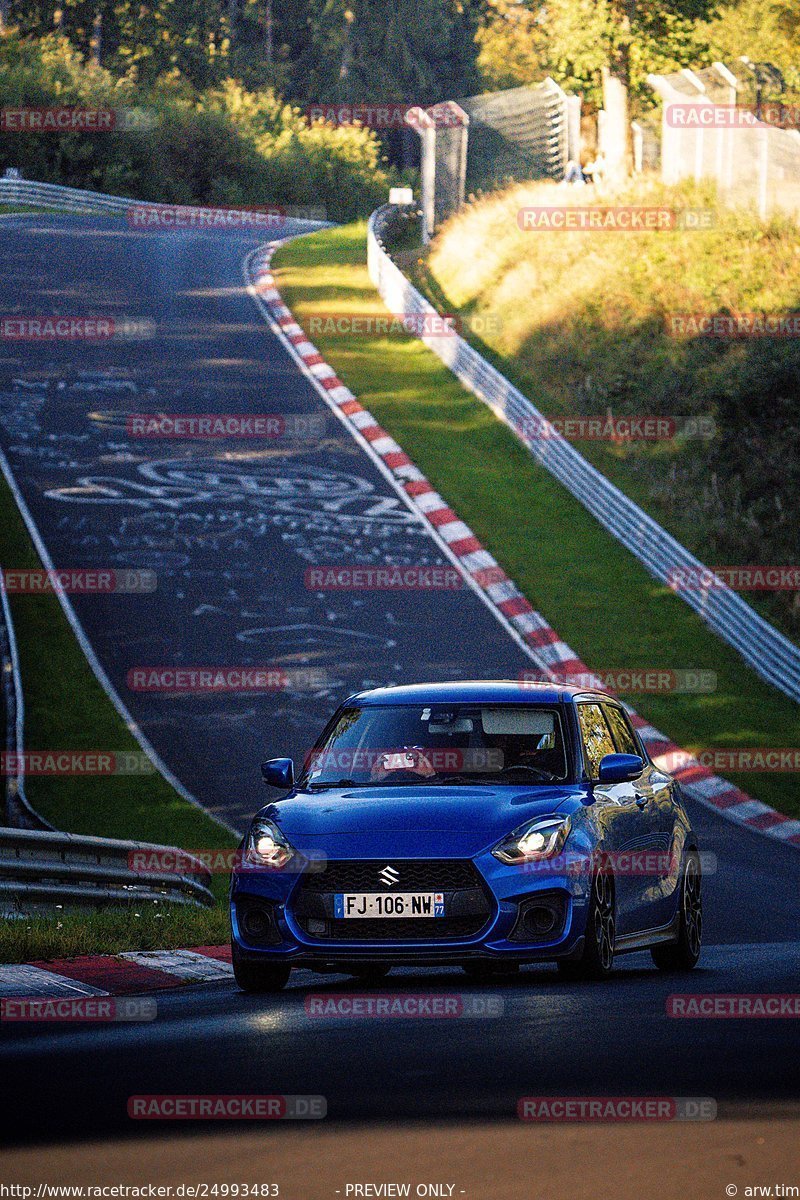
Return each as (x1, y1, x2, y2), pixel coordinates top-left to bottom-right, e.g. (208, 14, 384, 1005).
(378, 865, 400, 887)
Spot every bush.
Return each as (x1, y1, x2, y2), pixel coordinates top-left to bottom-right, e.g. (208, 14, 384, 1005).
(0, 33, 403, 220)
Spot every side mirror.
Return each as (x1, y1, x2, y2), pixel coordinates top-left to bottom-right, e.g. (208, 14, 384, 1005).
(597, 753, 644, 784)
(260, 757, 294, 789)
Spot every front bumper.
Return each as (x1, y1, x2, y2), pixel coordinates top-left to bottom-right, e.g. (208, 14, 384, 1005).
(230, 852, 590, 966)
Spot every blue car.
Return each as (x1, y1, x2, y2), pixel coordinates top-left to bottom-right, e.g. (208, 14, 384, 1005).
(230, 681, 702, 991)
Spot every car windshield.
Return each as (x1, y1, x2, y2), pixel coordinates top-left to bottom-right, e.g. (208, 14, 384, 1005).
(301, 703, 569, 787)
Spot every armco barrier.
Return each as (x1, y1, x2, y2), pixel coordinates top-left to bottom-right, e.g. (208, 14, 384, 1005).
(367, 204, 800, 705)
(0, 174, 134, 217)
(0, 173, 328, 223)
(0, 826, 214, 914)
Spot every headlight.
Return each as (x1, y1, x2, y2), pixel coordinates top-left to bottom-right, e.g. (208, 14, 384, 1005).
(492, 815, 571, 865)
(244, 818, 295, 869)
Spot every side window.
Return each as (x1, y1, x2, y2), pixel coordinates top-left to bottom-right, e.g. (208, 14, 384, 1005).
(603, 704, 640, 758)
(576, 703, 617, 779)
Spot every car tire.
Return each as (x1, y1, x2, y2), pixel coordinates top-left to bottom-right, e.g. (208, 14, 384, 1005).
(348, 965, 391, 984)
(231, 942, 291, 993)
(651, 849, 702, 972)
(556, 861, 616, 981)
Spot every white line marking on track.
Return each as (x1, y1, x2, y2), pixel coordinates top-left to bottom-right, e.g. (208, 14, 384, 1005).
(119, 949, 234, 981)
(0, 964, 109, 997)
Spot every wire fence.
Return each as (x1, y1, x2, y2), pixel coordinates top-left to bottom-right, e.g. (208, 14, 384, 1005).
(649, 65, 800, 221)
(459, 79, 577, 191)
(408, 80, 579, 238)
(368, 205, 800, 705)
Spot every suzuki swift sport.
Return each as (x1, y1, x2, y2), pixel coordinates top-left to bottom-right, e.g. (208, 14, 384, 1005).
(230, 681, 702, 991)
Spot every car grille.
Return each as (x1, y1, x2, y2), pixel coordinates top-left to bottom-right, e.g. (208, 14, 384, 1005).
(291, 859, 493, 942)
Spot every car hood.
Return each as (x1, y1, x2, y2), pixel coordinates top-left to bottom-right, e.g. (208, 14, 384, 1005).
(257, 783, 581, 859)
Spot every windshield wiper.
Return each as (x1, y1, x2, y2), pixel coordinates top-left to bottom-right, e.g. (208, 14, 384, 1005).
(306, 778, 364, 790)
(421, 773, 485, 785)
(486, 765, 558, 782)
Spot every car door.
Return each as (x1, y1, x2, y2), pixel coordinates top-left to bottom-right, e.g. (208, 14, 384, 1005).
(576, 701, 646, 936)
(601, 702, 678, 931)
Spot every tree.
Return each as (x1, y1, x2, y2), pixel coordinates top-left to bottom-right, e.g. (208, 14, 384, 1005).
(703, 0, 800, 99)
(290, 0, 483, 105)
(543, 0, 713, 180)
(475, 0, 549, 91)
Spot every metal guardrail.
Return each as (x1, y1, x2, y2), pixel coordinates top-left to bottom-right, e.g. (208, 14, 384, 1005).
(0, 572, 215, 912)
(368, 205, 800, 705)
(0, 175, 141, 216)
(0, 536, 215, 914)
(0, 827, 215, 914)
(0, 174, 328, 223)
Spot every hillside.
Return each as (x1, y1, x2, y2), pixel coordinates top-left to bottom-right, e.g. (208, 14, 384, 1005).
(411, 175, 800, 638)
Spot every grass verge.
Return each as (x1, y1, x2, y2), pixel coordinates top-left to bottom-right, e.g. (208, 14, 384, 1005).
(0, 903, 231, 965)
(0, 472, 237, 961)
(274, 222, 800, 820)
(409, 176, 800, 639)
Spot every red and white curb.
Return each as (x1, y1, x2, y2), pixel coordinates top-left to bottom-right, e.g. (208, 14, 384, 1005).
(245, 240, 800, 853)
(0, 946, 232, 998)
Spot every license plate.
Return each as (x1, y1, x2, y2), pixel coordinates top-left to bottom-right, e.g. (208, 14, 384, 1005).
(334, 892, 445, 919)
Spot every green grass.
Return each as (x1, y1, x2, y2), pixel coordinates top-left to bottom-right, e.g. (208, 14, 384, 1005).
(274, 222, 800, 820)
(0, 902, 231, 964)
(0, 473, 237, 961)
(0, 474, 235, 846)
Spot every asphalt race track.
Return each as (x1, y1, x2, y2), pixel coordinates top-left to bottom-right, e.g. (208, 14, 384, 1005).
(0, 212, 549, 831)
(0, 212, 799, 1144)
(2, 939, 800, 1138)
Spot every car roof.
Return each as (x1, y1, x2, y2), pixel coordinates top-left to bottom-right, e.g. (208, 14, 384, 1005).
(345, 680, 616, 706)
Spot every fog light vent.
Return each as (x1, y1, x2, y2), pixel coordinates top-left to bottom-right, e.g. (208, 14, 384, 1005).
(237, 900, 282, 945)
(509, 891, 567, 943)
